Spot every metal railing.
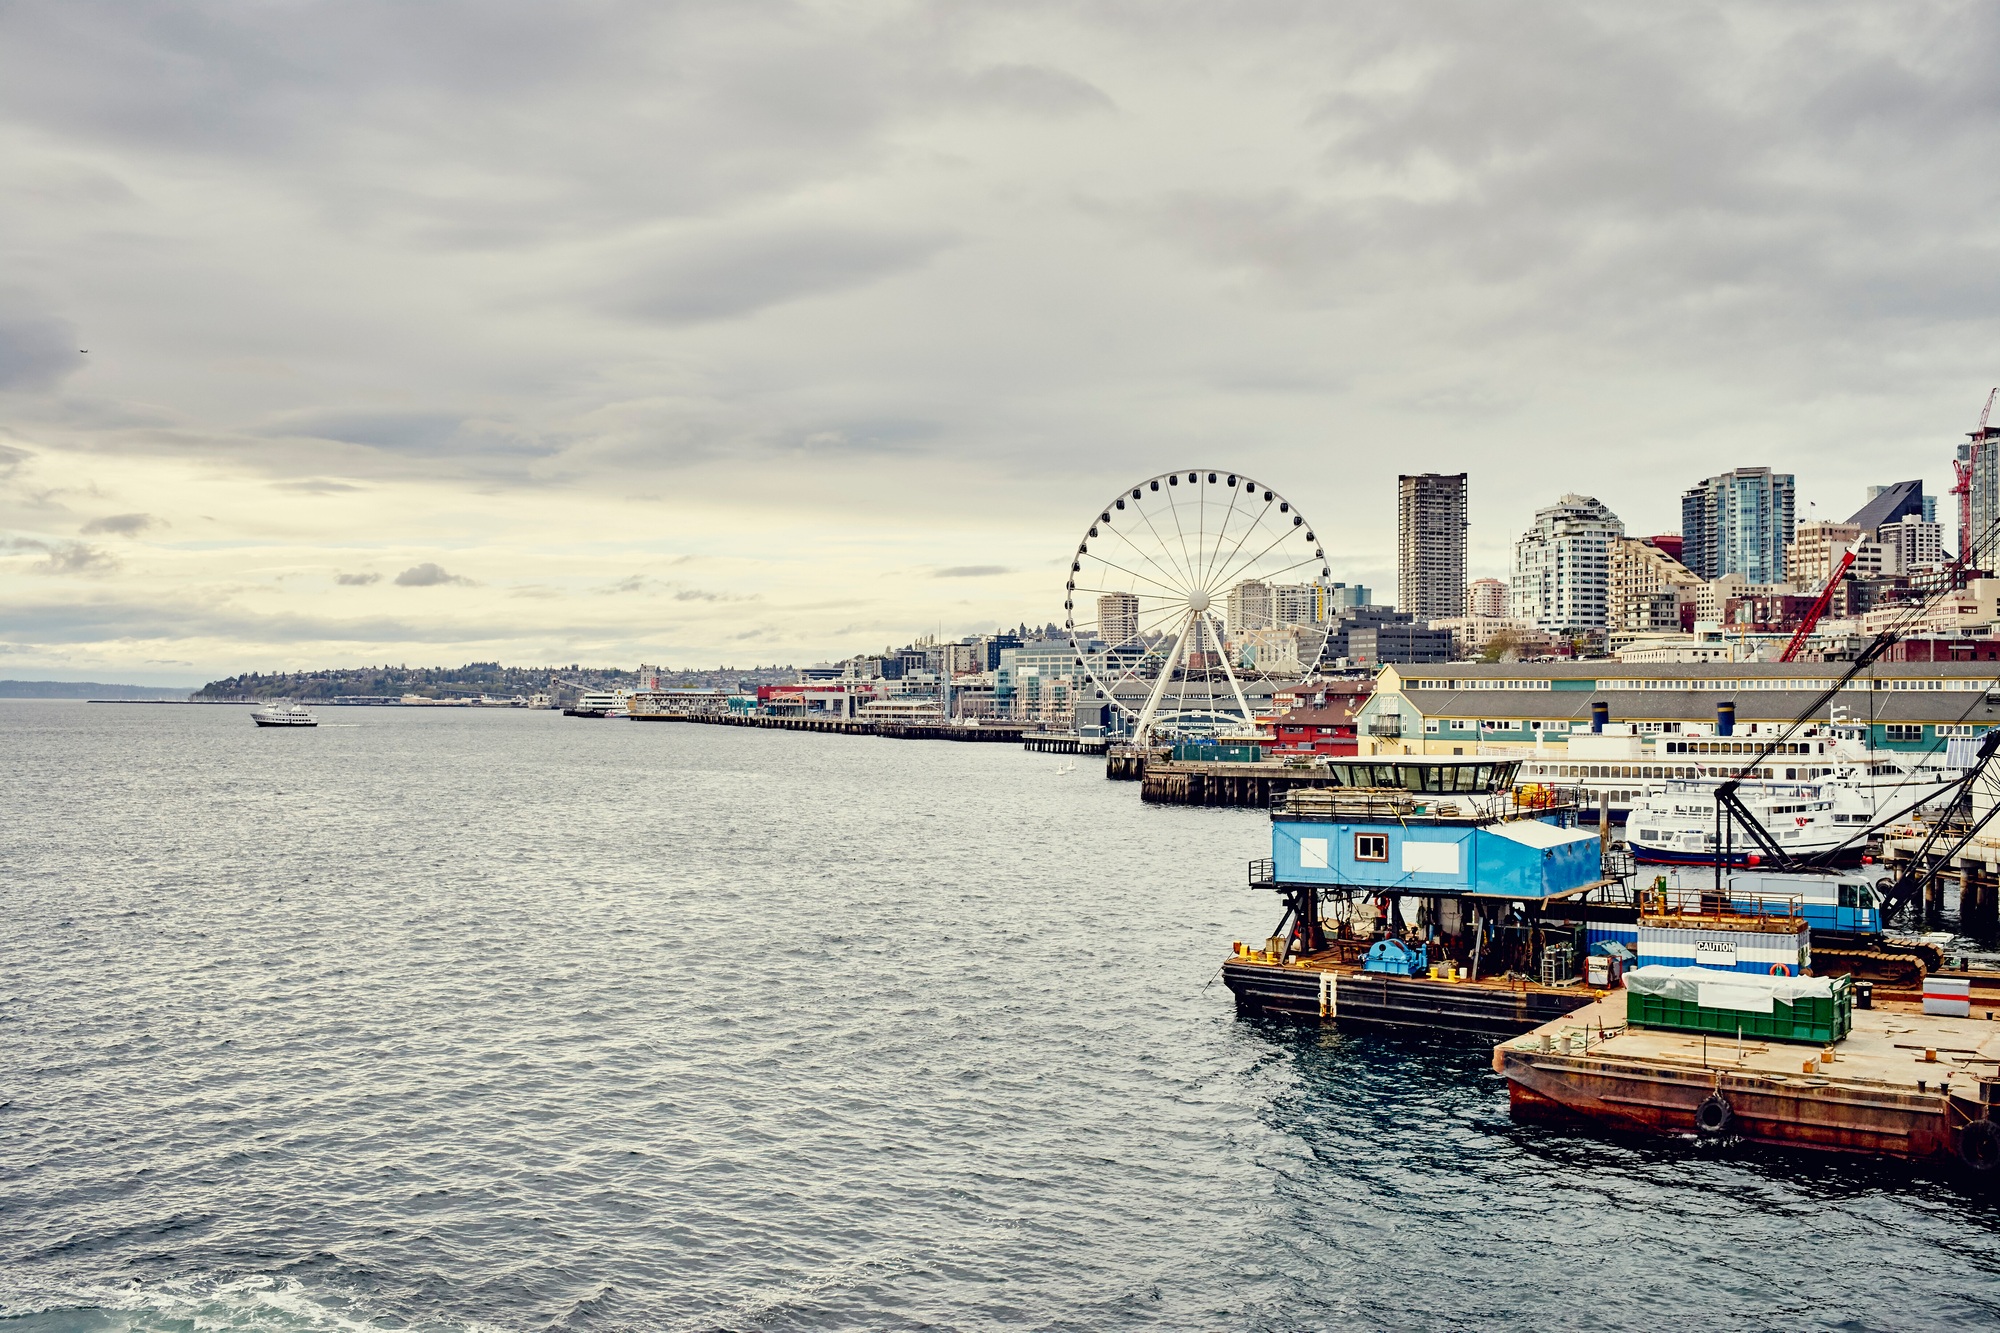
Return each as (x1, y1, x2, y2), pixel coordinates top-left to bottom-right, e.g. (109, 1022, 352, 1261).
(1247, 858, 1276, 886)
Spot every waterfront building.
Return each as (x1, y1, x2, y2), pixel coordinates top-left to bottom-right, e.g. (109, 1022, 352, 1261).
(1352, 660, 2000, 759)
(1510, 494, 1624, 633)
(1466, 577, 1508, 618)
(1681, 467, 1796, 583)
(1397, 473, 1468, 622)
(1609, 536, 1703, 637)
(1097, 592, 1139, 647)
(995, 640, 1095, 724)
(1346, 622, 1454, 666)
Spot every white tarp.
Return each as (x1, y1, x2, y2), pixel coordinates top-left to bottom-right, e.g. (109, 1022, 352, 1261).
(1624, 964, 1836, 1006)
(1697, 981, 1775, 1014)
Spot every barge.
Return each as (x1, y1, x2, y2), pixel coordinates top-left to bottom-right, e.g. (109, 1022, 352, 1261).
(1219, 759, 1632, 1035)
(1496, 986, 2000, 1171)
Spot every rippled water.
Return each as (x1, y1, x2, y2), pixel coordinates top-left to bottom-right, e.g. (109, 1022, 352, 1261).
(4, 702, 1998, 1332)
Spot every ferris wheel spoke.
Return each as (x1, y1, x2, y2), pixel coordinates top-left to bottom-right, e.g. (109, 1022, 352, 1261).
(1099, 519, 1195, 594)
(1201, 496, 1277, 598)
(1161, 482, 1201, 590)
(1206, 520, 1305, 599)
(1198, 482, 1246, 588)
(1079, 553, 1188, 600)
(1132, 500, 1199, 588)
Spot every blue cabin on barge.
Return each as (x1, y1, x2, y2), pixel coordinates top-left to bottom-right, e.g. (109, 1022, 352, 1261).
(1223, 758, 1617, 1035)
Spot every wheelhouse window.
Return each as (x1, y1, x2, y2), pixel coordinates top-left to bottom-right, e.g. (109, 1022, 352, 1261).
(1355, 833, 1388, 862)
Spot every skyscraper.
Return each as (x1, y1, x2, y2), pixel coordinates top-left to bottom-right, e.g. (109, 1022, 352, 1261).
(1397, 473, 1467, 620)
(1680, 467, 1796, 583)
(1097, 592, 1139, 647)
(1511, 494, 1624, 632)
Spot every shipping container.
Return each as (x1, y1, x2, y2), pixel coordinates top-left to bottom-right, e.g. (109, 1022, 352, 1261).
(1624, 965, 1852, 1044)
(1636, 924, 1810, 977)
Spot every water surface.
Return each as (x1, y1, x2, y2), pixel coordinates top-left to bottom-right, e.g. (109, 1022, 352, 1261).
(3, 703, 1995, 1331)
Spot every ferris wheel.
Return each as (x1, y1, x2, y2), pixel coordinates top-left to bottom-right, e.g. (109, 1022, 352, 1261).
(1063, 469, 1332, 743)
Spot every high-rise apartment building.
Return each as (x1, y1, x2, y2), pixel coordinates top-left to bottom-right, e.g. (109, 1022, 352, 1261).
(1397, 473, 1468, 620)
(1465, 577, 1508, 618)
(1225, 579, 1274, 635)
(1878, 516, 1944, 574)
(1271, 582, 1328, 627)
(1511, 494, 1624, 632)
(1680, 467, 1796, 584)
(1097, 592, 1139, 647)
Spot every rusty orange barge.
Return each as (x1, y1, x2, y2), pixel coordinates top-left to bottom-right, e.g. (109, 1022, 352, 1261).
(1496, 990, 2000, 1170)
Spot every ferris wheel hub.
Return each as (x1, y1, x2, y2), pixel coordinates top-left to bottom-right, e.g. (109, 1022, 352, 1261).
(1187, 591, 1211, 612)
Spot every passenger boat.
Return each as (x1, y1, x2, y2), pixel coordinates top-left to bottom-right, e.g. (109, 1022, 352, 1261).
(563, 690, 629, 718)
(251, 700, 318, 728)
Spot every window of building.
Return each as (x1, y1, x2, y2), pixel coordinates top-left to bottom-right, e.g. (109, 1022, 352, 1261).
(1355, 833, 1388, 862)
(1424, 720, 1440, 734)
(1884, 724, 1923, 742)
(1938, 724, 1977, 738)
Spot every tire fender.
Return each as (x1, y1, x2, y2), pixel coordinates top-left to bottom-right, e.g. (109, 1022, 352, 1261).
(1960, 1119, 2000, 1173)
(1695, 1092, 1735, 1139)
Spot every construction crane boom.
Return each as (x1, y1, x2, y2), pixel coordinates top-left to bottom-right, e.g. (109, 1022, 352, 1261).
(1778, 547, 1855, 663)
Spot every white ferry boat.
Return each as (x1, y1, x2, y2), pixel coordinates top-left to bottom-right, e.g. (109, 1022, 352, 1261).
(564, 690, 630, 718)
(1517, 727, 1963, 827)
(252, 700, 318, 728)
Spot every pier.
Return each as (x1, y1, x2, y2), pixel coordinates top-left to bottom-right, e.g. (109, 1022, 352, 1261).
(1142, 759, 1357, 807)
(1104, 744, 1161, 781)
(1496, 989, 2000, 1169)
(624, 711, 1029, 743)
(1023, 732, 1109, 754)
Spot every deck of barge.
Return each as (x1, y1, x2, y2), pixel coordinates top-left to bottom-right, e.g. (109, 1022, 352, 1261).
(1223, 954, 1602, 1035)
(1496, 992, 2000, 1163)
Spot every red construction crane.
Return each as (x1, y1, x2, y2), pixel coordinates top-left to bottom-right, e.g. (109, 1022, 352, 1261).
(1958, 388, 1997, 567)
(1779, 548, 1855, 663)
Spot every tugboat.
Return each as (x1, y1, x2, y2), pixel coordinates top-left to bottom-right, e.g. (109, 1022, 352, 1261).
(251, 700, 318, 728)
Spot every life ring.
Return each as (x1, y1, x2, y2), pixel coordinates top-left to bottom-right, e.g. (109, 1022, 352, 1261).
(1694, 1092, 1735, 1139)
(1769, 964, 1792, 977)
(1959, 1119, 2000, 1173)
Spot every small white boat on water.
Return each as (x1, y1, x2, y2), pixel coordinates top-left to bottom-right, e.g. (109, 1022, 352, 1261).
(252, 700, 318, 728)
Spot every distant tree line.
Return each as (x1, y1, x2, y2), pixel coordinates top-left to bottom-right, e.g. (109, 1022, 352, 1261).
(194, 663, 631, 701)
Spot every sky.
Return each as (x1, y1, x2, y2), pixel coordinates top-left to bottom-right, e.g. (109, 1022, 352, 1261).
(3, 1, 1998, 684)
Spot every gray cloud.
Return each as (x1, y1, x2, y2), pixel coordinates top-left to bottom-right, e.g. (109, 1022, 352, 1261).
(393, 562, 472, 587)
(934, 565, 1012, 578)
(335, 571, 381, 585)
(614, 225, 951, 324)
(79, 512, 160, 536)
(0, 303, 80, 391)
(4, 536, 117, 575)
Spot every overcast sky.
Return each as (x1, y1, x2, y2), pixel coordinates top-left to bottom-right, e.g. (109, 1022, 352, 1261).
(3, 2, 1995, 683)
